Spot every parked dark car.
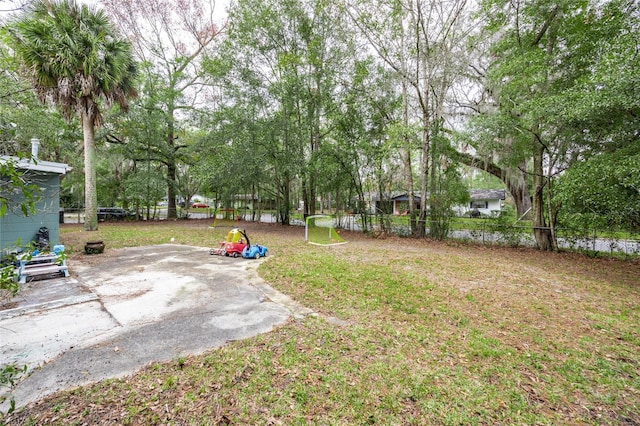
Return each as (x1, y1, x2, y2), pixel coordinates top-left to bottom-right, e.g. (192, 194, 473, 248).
(97, 207, 134, 221)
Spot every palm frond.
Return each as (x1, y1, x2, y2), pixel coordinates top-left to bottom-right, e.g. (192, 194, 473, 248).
(9, 0, 138, 125)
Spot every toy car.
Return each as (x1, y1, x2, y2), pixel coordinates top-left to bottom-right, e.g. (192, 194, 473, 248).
(209, 228, 247, 257)
(242, 244, 268, 259)
(240, 229, 268, 259)
(209, 228, 268, 259)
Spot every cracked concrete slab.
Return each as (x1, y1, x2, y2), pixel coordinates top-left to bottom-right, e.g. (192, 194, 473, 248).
(0, 244, 308, 410)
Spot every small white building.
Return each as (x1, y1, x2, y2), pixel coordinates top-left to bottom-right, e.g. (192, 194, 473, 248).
(456, 189, 506, 217)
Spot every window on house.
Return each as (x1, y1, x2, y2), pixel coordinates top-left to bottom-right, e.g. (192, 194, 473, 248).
(470, 201, 488, 209)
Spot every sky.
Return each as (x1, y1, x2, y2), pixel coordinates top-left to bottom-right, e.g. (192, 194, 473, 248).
(0, 0, 25, 16)
(79, 0, 231, 15)
(0, 0, 230, 21)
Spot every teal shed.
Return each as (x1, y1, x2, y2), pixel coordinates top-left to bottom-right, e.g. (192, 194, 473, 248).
(1, 141, 71, 256)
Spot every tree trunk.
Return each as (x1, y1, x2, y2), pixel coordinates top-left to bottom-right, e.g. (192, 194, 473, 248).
(532, 144, 552, 250)
(302, 178, 309, 218)
(376, 170, 387, 232)
(547, 180, 559, 251)
(417, 107, 429, 238)
(308, 173, 316, 216)
(166, 102, 177, 219)
(509, 165, 532, 219)
(280, 171, 291, 225)
(401, 78, 416, 235)
(251, 184, 257, 222)
(307, 84, 320, 217)
(282, 179, 291, 225)
(416, 11, 429, 239)
(397, 8, 416, 236)
(83, 114, 98, 231)
(167, 160, 177, 219)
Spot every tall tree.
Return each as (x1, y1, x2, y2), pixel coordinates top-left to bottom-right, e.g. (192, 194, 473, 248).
(9, 0, 137, 231)
(552, 0, 640, 230)
(102, 0, 224, 219)
(208, 0, 367, 224)
(476, 0, 638, 249)
(0, 26, 81, 174)
(347, 0, 479, 237)
(103, 69, 177, 217)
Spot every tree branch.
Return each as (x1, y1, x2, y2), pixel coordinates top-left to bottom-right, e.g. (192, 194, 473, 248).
(532, 5, 559, 47)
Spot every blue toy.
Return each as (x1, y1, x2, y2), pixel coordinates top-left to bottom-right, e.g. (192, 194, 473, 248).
(242, 243, 268, 259)
(239, 230, 268, 259)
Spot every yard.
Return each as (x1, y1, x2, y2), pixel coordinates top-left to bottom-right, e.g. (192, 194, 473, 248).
(4, 220, 640, 425)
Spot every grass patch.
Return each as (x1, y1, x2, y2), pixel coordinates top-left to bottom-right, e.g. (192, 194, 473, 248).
(4, 220, 640, 425)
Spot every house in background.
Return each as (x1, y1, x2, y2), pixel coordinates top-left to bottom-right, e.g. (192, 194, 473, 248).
(0, 139, 71, 255)
(455, 189, 506, 217)
(365, 189, 507, 217)
(231, 194, 260, 210)
(226, 194, 276, 211)
(363, 191, 420, 215)
(389, 192, 421, 215)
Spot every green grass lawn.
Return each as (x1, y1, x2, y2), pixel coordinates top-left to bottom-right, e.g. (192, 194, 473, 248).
(4, 220, 640, 425)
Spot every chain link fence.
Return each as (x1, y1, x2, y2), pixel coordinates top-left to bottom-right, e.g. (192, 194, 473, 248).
(328, 213, 640, 257)
(62, 208, 640, 257)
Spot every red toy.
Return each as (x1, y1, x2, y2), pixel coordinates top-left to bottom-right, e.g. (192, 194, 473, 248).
(209, 228, 247, 257)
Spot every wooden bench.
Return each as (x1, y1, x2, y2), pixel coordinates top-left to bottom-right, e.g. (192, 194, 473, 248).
(16, 253, 69, 284)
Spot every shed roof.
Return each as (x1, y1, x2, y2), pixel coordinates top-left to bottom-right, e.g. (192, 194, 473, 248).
(1, 156, 71, 175)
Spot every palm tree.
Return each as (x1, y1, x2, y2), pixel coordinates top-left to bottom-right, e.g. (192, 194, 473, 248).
(10, 0, 137, 231)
